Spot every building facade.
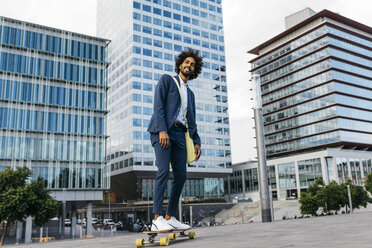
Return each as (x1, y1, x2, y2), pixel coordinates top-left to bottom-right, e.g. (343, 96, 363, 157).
(96, 0, 232, 203)
(0, 16, 110, 206)
(227, 9, 372, 201)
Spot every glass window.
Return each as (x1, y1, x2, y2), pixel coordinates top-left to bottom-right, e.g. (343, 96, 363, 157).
(173, 13, 181, 21)
(173, 23, 182, 31)
(142, 26, 152, 34)
(142, 4, 151, 12)
(153, 17, 162, 26)
(163, 10, 172, 18)
(142, 15, 152, 23)
(153, 7, 162, 15)
(133, 1, 141, 9)
(154, 50, 163, 58)
(153, 29, 162, 37)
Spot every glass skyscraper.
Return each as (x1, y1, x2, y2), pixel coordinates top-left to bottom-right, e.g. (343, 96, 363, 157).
(249, 9, 372, 159)
(227, 9, 372, 201)
(0, 16, 110, 202)
(97, 0, 232, 202)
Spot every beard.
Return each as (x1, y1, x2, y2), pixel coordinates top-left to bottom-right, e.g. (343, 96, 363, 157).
(180, 66, 192, 78)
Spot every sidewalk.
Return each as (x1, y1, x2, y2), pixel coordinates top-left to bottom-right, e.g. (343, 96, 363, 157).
(7, 211, 372, 248)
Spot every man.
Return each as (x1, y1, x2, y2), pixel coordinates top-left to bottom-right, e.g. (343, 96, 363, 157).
(147, 48, 203, 231)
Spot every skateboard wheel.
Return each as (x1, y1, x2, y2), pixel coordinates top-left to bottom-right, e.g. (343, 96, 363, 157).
(169, 232, 176, 240)
(159, 237, 169, 246)
(136, 238, 145, 247)
(189, 232, 196, 239)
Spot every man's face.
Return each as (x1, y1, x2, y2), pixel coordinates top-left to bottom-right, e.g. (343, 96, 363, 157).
(179, 57, 196, 78)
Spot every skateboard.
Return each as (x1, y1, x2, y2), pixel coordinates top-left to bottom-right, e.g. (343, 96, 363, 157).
(135, 228, 195, 247)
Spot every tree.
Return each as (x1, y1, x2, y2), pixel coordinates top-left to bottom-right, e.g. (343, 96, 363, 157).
(318, 181, 347, 213)
(299, 178, 324, 216)
(0, 167, 59, 246)
(299, 192, 319, 216)
(343, 180, 372, 210)
(365, 173, 372, 194)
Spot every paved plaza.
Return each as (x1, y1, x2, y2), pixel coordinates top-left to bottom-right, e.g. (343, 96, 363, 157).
(8, 211, 372, 248)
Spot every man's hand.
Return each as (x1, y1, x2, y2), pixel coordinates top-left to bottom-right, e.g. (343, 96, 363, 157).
(159, 131, 169, 149)
(194, 143, 201, 161)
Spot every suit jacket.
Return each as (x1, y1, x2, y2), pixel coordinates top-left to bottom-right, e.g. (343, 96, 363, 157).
(147, 74, 201, 146)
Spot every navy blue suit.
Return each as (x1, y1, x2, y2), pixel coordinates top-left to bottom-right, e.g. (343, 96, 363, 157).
(147, 74, 200, 216)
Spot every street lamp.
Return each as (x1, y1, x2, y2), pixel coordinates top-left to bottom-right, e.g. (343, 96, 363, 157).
(252, 74, 272, 223)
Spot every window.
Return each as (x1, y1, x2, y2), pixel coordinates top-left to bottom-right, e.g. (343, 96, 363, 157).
(143, 15, 152, 23)
(165, 64, 173, 72)
(164, 53, 173, 61)
(192, 8, 199, 16)
(164, 31, 172, 39)
(173, 13, 181, 21)
(183, 26, 191, 33)
(163, 10, 171, 18)
(173, 3, 181, 10)
(133, 81, 141, 89)
(142, 37, 152, 45)
(163, 0, 171, 7)
(143, 107, 152, 115)
(174, 23, 182, 31)
(192, 29, 200, 36)
(183, 16, 191, 23)
(133, 23, 141, 31)
(133, 12, 141, 20)
(142, 4, 151, 12)
(193, 39, 200, 46)
(153, 7, 162, 15)
(184, 37, 191, 44)
(174, 34, 182, 41)
(143, 83, 152, 91)
(153, 17, 162, 26)
(183, 6, 190, 13)
(133, 34, 141, 43)
(143, 71, 152, 79)
(174, 44, 182, 52)
(133, 106, 141, 114)
(200, 1, 207, 9)
(209, 4, 216, 11)
(143, 95, 153, 103)
(164, 42, 172, 50)
(154, 62, 163, 70)
(164, 20, 172, 28)
(153, 29, 162, 37)
(143, 60, 152, 68)
(192, 19, 199, 26)
(201, 11, 208, 18)
(133, 131, 142, 139)
(133, 57, 141, 65)
(202, 31, 209, 38)
(133, 46, 141, 54)
(143, 48, 152, 56)
(154, 39, 162, 47)
(133, 1, 140, 9)
(143, 26, 152, 34)
(133, 118, 142, 127)
(154, 51, 163, 58)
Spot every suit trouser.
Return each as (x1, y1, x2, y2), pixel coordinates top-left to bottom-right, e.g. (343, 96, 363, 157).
(150, 126, 187, 217)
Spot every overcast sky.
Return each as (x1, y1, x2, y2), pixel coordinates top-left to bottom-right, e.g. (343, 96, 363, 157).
(1, 0, 371, 163)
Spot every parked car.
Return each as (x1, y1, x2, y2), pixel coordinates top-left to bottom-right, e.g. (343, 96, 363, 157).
(103, 219, 115, 226)
(65, 219, 71, 226)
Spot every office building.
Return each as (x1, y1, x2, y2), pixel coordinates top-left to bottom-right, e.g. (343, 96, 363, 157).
(97, 0, 232, 203)
(0, 16, 110, 236)
(227, 9, 372, 201)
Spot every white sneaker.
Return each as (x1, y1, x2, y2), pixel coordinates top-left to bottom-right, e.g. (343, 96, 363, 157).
(166, 217, 190, 230)
(151, 216, 174, 232)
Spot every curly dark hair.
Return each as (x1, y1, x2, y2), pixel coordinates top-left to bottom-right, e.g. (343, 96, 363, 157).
(175, 48, 203, 80)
